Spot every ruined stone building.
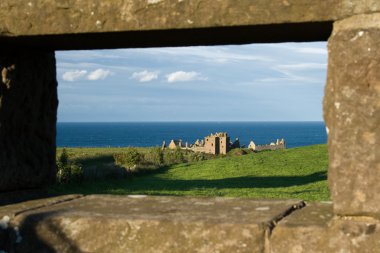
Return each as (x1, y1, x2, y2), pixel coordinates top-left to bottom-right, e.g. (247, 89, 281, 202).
(248, 138, 286, 151)
(168, 133, 285, 154)
(168, 139, 184, 149)
(204, 132, 230, 155)
(167, 132, 235, 155)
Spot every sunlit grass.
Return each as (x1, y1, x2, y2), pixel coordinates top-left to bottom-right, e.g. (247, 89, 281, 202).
(51, 144, 329, 201)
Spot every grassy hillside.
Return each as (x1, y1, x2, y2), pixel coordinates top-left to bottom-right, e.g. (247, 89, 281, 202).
(51, 144, 329, 201)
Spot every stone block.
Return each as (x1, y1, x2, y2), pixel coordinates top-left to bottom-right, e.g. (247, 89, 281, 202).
(271, 202, 380, 253)
(324, 217, 380, 253)
(0, 0, 379, 36)
(324, 13, 380, 217)
(6, 195, 303, 253)
(270, 202, 333, 253)
(0, 50, 58, 191)
(0, 1, 379, 48)
(0, 195, 82, 251)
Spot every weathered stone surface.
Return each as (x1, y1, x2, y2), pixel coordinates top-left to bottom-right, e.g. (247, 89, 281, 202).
(270, 202, 334, 253)
(0, 0, 379, 36)
(0, 51, 58, 191)
(324, 13, 380, 217)
(0, 195, 82, 252)
(324, 217, 380, 253)
(0, 195, 82, 218)
(271, 202, 380, 253)
(0, 0, 379, 48)
(8, 195, 302, 253)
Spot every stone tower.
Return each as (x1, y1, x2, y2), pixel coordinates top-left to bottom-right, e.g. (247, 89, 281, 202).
(204, 134, 219, 154)
(218, 132, 230, 155)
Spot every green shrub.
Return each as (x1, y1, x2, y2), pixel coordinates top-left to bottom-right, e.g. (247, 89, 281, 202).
(164, 148, 185, 165)
(56, 163, 71, 184)
(188, 152, 207, 162)
(228, 148, 248, 157)
(70, 163, 84, 183)
(114, 148, 143, 170)
(59, 148, 69, 166)
(56, 148, 84, 184)
(144, 147, 164, 166)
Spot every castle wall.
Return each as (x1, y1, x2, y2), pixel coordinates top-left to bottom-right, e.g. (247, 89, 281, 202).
(253, 143, 286, 152)
(190, 146, 206, 153)
(204, 136, 218, 154)
(219, 136, 230, 155)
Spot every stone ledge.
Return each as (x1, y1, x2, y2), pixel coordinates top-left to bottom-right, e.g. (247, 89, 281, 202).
(0, 194, 83, 219)
(271, 202, 380, 253)
(2, 196, 379, 252)
(2, 195, 303, 253)
(333, 12, 380, 32)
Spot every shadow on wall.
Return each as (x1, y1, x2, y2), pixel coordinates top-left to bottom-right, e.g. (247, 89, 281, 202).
(3, 210, 80, 253)
(0, 190, 51, 206)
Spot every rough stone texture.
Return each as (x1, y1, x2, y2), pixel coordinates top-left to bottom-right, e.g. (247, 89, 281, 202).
(0, 0, 379, 49)
(0, 195, 82, 252)
(0, 0, 379, 36)
(271, 202, 380, 253)
(324, 13, 380, 217)
(324, 217, 380, 253)
(2, 196, 379, 253)
(271, 202, 334, 253)
(5, 195, 302, 253)
(0, 195, 82, 218)
(0, 51, 58, 192)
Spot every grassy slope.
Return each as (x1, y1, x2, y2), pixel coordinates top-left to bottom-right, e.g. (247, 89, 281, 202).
(51, 144, 329, 201)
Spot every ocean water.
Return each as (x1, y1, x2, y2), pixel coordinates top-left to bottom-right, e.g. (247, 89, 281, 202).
(57, 122, 327, 148)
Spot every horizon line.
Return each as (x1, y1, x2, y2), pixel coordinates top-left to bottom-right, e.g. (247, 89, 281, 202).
(57, 120, 325, 123)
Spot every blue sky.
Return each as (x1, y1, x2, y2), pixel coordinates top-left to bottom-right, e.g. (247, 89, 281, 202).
(56, 42, 327, 122)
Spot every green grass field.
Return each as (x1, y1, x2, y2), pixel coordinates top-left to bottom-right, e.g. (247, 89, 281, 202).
(51, 144, 329, 201)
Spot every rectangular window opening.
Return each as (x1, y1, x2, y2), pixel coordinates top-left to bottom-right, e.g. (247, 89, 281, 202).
(55, 42, 329, 201)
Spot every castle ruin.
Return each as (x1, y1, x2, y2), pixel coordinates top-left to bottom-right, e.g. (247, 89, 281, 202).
(167, 132, 284, 154)
(168, 132, 240, 155)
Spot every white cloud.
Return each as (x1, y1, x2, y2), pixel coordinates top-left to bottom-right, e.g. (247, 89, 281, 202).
(132, 47, 274, 64)
(296, 47, 327, 55)
(254, 62, 326, 85)
(131, 70, 159, 82)
(62, 70, 87, 82)
(268, 43, 327, 56)
(166, 71, 207, 83)
(276, 63, 326, 71)
(87, 69, 112, 81)
(57, 51, 122, 61)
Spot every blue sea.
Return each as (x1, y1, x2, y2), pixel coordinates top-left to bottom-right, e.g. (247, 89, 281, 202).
(57, 122, 327, 148)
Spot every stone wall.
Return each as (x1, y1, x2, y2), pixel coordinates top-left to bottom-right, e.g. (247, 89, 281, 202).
(324, 13, 380, 218)
(250, 143, 285, 152)
(0, 51, 58, 192)
(0, 1, 379, 252)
